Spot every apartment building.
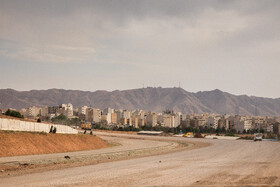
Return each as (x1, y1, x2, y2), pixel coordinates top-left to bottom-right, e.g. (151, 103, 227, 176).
(86, 108, 101, 123)
(132, 117, 139, 128)
(101, 113, 112, 124)
(25, 106, 40, 118)
(243, 119, 253, 131)
(146, 113, 157, 127)
(40, 106, 49, 117)
(48, 106, 59, 115)
(163, 114, 175, 128)
(103, 108, 114, 115)
(174, 113, 181, 127)
(120, 117, 132, 126)
(78, 106, 88, 115)
(111, 113, 117, 124)
(207, 116, 221, 129)
(61, 103, 74, 118)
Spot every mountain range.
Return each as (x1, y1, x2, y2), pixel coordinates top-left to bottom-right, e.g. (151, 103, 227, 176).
(0, 87, 280, 116)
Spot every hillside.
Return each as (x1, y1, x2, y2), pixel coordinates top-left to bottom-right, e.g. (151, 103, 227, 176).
(0, 131, 108, 157)
(0, 87, 280, 116)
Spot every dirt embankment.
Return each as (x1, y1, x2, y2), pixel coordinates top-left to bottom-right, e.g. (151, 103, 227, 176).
(0, 131, 108, 157)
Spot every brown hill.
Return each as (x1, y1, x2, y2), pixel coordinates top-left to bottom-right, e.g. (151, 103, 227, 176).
(0, 87, 280, 116)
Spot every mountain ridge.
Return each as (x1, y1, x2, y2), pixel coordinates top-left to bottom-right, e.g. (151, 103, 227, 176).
(0, 87, 280, 116)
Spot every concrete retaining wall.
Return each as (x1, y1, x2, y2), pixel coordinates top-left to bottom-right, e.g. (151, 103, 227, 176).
(0, 118, 78, 134)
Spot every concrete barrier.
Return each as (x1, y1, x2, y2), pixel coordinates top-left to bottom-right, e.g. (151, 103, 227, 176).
(0, 117, 78, 134)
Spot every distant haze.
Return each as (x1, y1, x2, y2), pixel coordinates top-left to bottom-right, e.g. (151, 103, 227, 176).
(0, 1, 280, 98)
(1, 87, 280, 116)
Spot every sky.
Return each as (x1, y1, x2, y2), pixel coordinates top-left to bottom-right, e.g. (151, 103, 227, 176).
(0, 0, 280, 98)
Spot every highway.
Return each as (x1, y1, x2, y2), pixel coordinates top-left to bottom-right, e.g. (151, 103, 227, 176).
(1, 132, 280, 186)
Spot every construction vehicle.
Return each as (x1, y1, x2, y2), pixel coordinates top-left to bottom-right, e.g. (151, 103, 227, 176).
(184, 132, 194, 138)
(254, 133, 263, 141)
(81, 122, 91, 130)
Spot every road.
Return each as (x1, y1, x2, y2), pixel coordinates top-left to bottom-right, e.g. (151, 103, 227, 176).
(1, 132, 280, 186)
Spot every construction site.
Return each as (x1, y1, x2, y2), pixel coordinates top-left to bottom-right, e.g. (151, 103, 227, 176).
(0, 115, 280, 186)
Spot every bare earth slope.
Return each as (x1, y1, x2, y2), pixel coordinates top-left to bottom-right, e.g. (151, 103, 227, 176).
(0, 131, 108, 157)
(1, 87, 280, 115)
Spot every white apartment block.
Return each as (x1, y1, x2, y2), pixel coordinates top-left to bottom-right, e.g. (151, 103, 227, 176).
(243, 119, 253, 131)
(60, 103, 73, 118)
(61, 103, 73, 111)
(78, 106, 88, 115)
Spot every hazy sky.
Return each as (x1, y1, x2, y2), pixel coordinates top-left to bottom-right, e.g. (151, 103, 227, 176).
(0, 0, 280, 98)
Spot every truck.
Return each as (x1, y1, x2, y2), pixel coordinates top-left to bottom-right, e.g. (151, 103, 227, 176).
(254, 133, 263, 141)
(81, 122, 91, 130)
(184, 132, 194, 138)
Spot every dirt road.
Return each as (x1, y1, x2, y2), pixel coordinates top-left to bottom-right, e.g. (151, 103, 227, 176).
(1, 132, 280, 186)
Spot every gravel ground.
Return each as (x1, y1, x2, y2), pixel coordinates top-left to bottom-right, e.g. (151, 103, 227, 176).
(1, 132, 280, 187)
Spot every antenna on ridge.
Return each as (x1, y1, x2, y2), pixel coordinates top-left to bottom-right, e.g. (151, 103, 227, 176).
(179, 81, 181, 88)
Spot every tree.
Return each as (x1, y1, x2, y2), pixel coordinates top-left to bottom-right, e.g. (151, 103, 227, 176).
(52, 114, 67, 121)
(51, 114, 81, 126)
(37, 118, 41, 123)
(5, 109, 24, 119)
(221, 126, 226, 133)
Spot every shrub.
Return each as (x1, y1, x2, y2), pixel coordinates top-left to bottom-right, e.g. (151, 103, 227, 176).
(225, 132, 235, 137)
(241, 136, 253, 140)
(5, 109, 24, 119)
(265, 133, 277, 139)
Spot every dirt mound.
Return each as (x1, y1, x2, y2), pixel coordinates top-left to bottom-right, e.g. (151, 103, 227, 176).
(0, 131, 108, 157)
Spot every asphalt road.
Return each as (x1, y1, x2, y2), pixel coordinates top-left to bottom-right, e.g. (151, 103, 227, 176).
(1, 132, 280, 186)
